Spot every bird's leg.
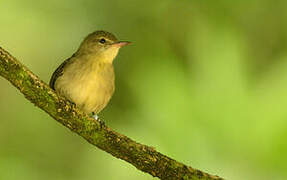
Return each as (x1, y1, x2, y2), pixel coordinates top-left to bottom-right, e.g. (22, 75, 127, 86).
(67, 99, 76, 107)
(91, 112, 105, 128)
(92, 112, 99, 120)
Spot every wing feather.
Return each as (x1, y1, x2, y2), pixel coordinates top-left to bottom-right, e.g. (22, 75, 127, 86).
(49, 54, 75, 90)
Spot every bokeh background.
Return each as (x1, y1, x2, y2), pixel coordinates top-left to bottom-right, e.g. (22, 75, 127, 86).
(1, 0, 287, 179)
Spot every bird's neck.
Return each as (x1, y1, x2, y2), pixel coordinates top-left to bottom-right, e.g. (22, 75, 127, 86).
(78, 46, 120, 64)
(76, 53, 113, 73)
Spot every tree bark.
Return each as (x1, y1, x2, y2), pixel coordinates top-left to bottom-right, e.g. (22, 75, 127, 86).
(0, 46, 224, 180)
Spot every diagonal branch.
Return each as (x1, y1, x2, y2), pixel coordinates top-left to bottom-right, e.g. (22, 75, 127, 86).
(0, 46, 223, 180)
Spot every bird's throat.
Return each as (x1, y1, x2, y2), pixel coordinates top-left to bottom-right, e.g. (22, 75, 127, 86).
(99, 46, 120, 63)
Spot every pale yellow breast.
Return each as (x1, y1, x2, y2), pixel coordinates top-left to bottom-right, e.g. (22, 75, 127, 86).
(55, 56, 115, 114)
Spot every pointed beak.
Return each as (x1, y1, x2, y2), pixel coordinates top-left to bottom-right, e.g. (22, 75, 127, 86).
(112, 41, 132, 48)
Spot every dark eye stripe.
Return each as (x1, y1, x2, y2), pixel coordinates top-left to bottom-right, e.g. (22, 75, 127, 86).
(99, 38, 106, 44)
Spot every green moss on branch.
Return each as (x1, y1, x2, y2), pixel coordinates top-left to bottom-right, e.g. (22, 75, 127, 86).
(0, 46, 223, 180)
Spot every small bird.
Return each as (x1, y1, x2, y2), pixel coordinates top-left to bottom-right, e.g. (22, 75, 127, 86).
(49, 30, 130, 120)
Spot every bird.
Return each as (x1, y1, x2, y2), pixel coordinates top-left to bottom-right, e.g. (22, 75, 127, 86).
(49, 30, 130, 120)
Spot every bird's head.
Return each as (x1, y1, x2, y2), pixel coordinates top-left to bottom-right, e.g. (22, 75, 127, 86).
(78, 30, 130, 63)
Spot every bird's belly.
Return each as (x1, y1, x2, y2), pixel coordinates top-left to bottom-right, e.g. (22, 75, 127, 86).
(55, 69, 114, 114)
(73, 80, 114, 113)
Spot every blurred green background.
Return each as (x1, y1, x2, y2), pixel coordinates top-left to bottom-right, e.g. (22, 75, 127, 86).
(1, 0, 287, 179)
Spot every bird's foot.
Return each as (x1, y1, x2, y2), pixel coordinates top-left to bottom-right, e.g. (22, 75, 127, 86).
(67, 99, 76, 107)
(92, 113, 105, 128)
(92, 113, 99, 120)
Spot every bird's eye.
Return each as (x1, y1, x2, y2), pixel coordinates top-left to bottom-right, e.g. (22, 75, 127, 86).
(99, 38, 106, 44)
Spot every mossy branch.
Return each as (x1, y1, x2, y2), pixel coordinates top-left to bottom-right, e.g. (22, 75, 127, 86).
(0, 46, 223, 180)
